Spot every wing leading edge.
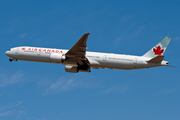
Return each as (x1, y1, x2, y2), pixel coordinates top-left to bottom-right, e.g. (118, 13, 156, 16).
(65, 33, 90, 66)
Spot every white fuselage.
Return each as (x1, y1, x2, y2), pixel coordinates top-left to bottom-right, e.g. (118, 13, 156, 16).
(5, 46, 168, 70)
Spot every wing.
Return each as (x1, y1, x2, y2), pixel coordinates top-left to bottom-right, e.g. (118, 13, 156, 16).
(65, 33, 90, 65)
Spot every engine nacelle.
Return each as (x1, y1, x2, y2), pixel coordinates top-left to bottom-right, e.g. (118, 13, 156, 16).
(65, 65, 78, 73)
(65, 65, 91, 73)
(50, 53, 66, 63)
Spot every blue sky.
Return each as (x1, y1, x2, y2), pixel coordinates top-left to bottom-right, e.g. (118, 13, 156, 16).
(1, 0, 180, 120)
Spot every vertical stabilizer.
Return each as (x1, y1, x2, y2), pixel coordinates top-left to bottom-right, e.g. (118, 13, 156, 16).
(143, 36, 172, 58)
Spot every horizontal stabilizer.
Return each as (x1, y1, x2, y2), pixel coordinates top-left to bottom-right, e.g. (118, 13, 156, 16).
(167, 65, 176, 68)
(147, 55, 165, 63)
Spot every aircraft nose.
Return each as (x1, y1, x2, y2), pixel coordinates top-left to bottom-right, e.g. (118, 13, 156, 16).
(5, 51, 10, 56)
(5, 51, 8, 55)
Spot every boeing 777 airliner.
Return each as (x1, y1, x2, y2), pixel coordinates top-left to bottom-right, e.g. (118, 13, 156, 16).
(5, 33, 173, 73)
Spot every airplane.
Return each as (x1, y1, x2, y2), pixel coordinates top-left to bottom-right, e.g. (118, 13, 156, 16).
(5, 33, 173, 73)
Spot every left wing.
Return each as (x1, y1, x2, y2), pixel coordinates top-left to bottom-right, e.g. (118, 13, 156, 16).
(65, 33, 90, 66)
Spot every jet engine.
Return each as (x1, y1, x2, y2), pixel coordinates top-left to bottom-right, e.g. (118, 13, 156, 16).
(65, 65, 91, 73)
(65, 65, 78, 73)
(50, 53, 66, 63)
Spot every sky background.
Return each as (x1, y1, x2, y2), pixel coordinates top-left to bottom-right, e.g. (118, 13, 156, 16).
(0, 0, 180, 120)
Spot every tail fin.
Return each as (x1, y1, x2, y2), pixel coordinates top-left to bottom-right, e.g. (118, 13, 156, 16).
(143, 36, 172, 58)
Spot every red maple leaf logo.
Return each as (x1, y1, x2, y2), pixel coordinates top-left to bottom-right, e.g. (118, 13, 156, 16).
(153, 46, 164, 55)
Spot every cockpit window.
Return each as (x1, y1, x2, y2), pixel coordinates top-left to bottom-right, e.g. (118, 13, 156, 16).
(8, 49, 11, 51)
